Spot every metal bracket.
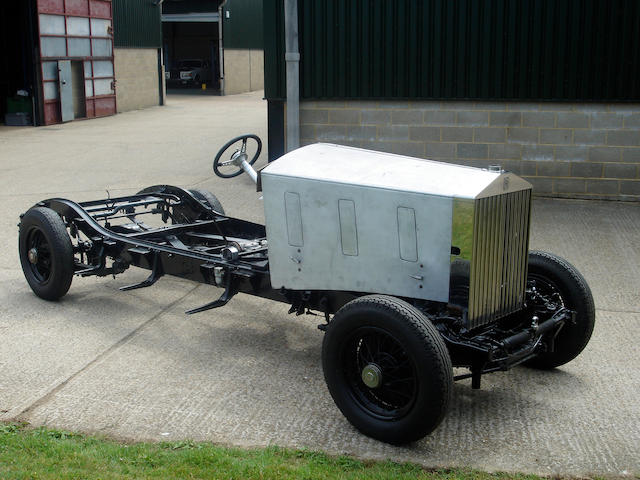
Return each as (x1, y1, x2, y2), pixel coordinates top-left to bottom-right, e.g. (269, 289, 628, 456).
(120, 253, 164, 291)
(471, 366, 483, 389)
(185, 276, 236, 314)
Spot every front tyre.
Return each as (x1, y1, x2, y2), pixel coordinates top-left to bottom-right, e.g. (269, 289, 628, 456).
(18, 207, 74, 300)
(525, 251, 595, 369)
(322, 295, 452, 444)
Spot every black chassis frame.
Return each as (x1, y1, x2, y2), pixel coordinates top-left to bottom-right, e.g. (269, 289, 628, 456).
(30, 185, 571, 389)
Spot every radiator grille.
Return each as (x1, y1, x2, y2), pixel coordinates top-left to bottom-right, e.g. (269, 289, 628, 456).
(468, 189, 531, 329)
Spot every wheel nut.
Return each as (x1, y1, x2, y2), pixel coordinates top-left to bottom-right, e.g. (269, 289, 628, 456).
(361, 364, 382, 389)
(28, 248, 38, 264)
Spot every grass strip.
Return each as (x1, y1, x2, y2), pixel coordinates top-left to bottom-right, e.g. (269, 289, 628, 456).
(0, 422, 550, 480)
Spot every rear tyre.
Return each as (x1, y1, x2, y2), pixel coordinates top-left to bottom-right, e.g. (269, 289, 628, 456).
(524, 251, 595, 369)
(322, 295, 452, 444)
(189, 189, 225, 215)
(18, 207, 74, 300)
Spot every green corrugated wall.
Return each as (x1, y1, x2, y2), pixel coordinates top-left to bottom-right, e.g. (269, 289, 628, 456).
(263, 0, 285, 99)
(162, 0, 220, 14)
(223, 0, 263, 49)
(265, 0, 640, 101)
(113, 0, 162, 48)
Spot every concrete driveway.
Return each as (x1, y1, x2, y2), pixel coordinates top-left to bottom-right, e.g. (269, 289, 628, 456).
(0, 92, 638, 477)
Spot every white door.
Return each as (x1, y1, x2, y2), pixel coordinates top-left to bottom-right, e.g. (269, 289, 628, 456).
(57, 60, 74, 122)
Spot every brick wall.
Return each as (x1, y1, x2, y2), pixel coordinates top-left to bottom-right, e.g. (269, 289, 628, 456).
(114, 48, 159, 113)
(299, 100, 640, 201)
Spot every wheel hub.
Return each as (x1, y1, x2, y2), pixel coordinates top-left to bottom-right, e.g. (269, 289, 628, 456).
(28, 248, 38, 264)
(361, 363, 383, 389)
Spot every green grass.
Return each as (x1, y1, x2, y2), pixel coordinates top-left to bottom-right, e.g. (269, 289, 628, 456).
(0, 422, 550, 480)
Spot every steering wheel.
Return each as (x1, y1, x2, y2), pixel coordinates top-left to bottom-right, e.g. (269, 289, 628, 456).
(213, 134, 262, 178)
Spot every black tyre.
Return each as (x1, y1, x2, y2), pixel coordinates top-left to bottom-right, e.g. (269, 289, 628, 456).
(18, 207, 74, 300)
(189, 189, 225, 215)
(322, 295, 452, 444)
(524, 251, 595, 369)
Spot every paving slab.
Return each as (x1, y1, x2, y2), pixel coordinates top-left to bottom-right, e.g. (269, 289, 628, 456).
(0, 268, 197, 418)
(529, 198, 640, 312)
(18, 297, 640, 476)
(0, 92, 638, 477)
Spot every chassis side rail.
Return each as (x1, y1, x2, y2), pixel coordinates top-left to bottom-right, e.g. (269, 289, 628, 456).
(26, 190, 285, 309)
(38, 195, 262, 272)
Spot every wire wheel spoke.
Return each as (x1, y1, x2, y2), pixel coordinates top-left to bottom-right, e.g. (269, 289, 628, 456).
(381, 386, 414, 400)
(345, 327, 417, 419)
(529, 274, 566, 312)
(383, 375, 414, 385)
(27, 229, 53, 282)
(360, 337, 376, 363)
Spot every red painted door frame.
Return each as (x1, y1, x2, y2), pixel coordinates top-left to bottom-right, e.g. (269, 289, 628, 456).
(37, 0, 116, 125)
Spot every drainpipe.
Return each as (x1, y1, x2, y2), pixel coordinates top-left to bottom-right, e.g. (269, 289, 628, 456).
(284, 0, 300, 151)
(218, 0, 227, 95)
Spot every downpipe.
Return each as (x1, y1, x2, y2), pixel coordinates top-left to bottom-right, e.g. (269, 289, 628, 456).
(284, 0, 300, 151)
(218, 0, 227, 95)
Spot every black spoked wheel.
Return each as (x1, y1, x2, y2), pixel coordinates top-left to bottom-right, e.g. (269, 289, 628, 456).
(18, 207, 74, 300)
(322, 295, 452, 444)
(524, 251, 595, 369)
(25, 229, 52, 282)
(213, 134, 262, 178)
(342, 326, 418, 420)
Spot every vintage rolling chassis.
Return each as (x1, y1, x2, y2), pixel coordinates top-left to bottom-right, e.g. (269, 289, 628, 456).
(18, 136, 595, 444)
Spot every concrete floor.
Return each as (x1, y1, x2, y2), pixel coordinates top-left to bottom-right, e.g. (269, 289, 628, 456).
(0, 91, 638, 477)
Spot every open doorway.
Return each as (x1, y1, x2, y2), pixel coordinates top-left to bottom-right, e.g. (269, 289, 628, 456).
(71, 61, 86, 119)
(162, 20, 221, 96)
(0, 0, 38, 126)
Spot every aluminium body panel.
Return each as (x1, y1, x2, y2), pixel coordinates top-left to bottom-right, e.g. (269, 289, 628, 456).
(262, 174, 453, 302)
(261, 143, 530, 199)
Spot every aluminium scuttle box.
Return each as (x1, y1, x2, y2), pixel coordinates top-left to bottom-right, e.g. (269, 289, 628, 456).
(260, 143, 530, 306)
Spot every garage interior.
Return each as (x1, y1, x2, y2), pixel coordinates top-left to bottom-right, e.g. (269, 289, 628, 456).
(162, 6, 222, 96)
(0, 1, 39, 126)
